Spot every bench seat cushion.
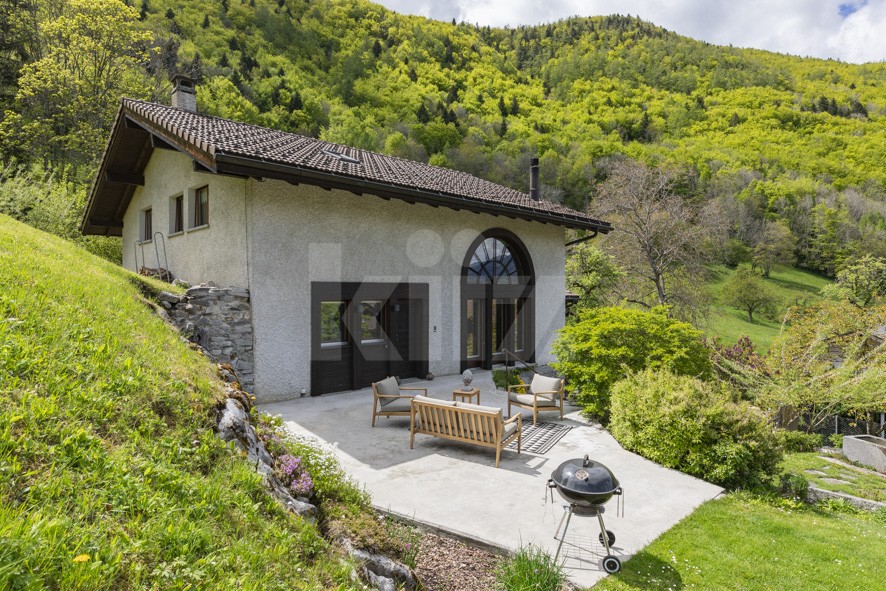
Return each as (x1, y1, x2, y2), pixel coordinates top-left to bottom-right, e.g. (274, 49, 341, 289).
(412, 395, 456, 407)
(412, 395, 458, 434)
(509, 392, 557, 407)
(455, 401, 502, 415)
(502, 420, 520, 441)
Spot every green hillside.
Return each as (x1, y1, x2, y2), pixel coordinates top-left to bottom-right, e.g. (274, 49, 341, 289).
(705, 265, 832, 351)
(3, 0, 884, 278)
(0, 214, 360, 588)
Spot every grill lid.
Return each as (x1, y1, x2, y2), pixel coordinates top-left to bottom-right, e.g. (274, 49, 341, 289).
(551, 455, 619, 496)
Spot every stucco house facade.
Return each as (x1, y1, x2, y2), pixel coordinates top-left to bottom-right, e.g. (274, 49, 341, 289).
(82, 80, 610, 401)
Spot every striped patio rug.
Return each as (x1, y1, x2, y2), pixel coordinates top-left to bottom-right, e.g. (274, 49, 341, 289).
(506, 421, 572, 455)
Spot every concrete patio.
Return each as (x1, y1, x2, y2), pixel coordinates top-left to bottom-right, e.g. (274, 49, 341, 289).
(262, 371, 723, 588)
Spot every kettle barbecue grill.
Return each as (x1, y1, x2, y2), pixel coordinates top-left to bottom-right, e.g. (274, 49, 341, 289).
(547, 455, 624, 574)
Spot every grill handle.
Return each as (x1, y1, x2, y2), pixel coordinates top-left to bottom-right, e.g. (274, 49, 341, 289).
(583, 454, 590, 467)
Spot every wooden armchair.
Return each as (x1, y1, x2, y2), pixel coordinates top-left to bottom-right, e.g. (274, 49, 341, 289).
(371, 376, 428, 427)
(507, 374, 565, 426)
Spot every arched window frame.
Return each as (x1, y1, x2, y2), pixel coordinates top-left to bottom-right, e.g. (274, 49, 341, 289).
(460, 229, 535, 371)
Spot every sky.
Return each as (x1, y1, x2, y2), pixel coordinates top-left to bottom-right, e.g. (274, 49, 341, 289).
(374, 0, 886, 64)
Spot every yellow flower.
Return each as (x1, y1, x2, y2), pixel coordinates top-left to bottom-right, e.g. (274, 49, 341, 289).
(73, 554, 90, 563)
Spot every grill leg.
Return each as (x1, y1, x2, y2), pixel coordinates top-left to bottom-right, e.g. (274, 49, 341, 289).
(597, 509, 612, 555)
(553, 505, 574, 562)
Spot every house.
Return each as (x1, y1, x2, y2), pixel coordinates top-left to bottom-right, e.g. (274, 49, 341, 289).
(81, 77, 611, 401)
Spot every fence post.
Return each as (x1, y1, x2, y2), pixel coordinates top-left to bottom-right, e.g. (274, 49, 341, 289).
(835, 415, 839, 435)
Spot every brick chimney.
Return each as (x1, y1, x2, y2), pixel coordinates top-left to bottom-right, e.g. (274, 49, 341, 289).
(171, 74, 197, 112)
(529, 157, 540, 201)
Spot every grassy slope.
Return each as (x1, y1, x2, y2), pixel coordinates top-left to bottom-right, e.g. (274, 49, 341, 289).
(593, 494, 886, 591)
(704, 264, 832, 352)
(0, 214, 354, 589)
(782, 453, 886, 503)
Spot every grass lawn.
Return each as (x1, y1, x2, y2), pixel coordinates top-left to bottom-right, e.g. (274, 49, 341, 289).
(0, 214, 365, 589)
(592, 494, 886, 590)
(704, 265, 832, 352)
(782, 452, 886, 503)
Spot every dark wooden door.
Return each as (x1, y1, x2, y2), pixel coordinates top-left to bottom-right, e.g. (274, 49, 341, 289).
(311, 283, 428, 395)
(388, 297, 421, 379)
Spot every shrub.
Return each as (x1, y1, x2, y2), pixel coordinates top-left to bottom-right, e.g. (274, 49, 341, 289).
(829, 433, 844, 448)
(492, 367, 522, 390)
(780, 430, 824, 453)
(609, 369, 783, 489)
(779, 473, 810, 500)
(496, 545, 564, 591)
(552, 306, 711, 421)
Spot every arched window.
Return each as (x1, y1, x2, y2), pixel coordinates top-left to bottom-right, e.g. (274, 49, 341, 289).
(461, 229, 535, 371)
(465, 237, 521, 284)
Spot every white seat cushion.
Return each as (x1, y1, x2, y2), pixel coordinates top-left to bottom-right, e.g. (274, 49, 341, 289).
(455, 401, 502, 415)
(502, 420, 520, 441)
(380, 398, 412, 413)
(530, 375, 562, 401)
(509, 392, 557, 407)
(412, 395, 456, 407)
(376, 376, 401, 406)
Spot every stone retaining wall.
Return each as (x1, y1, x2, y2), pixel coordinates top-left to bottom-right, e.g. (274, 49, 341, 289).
(159, 285, 254, 391)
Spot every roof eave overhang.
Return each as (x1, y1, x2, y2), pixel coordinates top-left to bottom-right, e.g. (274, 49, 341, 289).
(81, 100, 612, 236)
(81, 101, 219, 236)
(214, 153, 612, 233)
(80, 104, 127, 236)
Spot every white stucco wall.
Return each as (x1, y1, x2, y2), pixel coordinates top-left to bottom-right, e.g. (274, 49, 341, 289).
(121, 150, 249, 287)
(247, 179, 566, 401)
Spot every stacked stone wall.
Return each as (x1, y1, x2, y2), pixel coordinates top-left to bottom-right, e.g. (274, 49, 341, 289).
(158, 285, 254, 391)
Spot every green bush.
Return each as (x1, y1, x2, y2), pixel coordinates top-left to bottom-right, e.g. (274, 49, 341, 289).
(492, 367, 523, 390)
(780, 430, 824, 452)
(552, 306, 711, 421)
(779, 473, 810, 500)
(496, 545, 564, 591)
(829, 433, 844, 448)
(609, 369, 783, 489)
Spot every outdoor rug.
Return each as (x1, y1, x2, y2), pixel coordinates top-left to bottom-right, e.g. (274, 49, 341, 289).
(506, 421, 572, 455)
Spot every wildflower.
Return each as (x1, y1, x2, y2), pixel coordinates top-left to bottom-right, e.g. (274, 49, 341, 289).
(73, 554, 90, 563)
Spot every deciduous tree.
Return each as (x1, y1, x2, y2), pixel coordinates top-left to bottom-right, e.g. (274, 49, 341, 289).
(822, 255, 886, 307)
(724, 267, 779, 322)
(590, 159, 713, 321)
(3, 0, 153, 171)
(760, 302, 886, 432)
(564, 242, 622, 310)
(751, 220, 796, 277)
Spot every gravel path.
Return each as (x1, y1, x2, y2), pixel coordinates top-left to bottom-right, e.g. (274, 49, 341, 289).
(415, 532, 502, 591)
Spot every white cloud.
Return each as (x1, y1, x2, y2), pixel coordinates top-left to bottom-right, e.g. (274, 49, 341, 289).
(375, 0, 886, 63)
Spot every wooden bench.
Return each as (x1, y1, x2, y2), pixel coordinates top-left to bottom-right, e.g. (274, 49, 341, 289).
(409, 395, 522, 468)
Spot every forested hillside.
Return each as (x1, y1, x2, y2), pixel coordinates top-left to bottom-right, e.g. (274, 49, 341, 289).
(1, 0, 884, 276)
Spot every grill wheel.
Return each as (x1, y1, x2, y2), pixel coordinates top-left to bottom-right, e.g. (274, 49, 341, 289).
(602, 555, 621, 574)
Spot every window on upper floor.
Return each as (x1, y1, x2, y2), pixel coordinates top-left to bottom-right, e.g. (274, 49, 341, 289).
(141, 208, 152, 242)
(192, 185, 209, 228)
(170, 194, 184, 234)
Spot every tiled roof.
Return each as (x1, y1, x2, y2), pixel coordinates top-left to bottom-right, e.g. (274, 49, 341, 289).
(84, 98, 611, 234)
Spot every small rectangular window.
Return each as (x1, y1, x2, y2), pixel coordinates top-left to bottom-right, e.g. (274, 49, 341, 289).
(142, 208, 152, 242)
(193, 185, 209, 227)
(172, 195, 183, 233)
(320, 300, 348, 347)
